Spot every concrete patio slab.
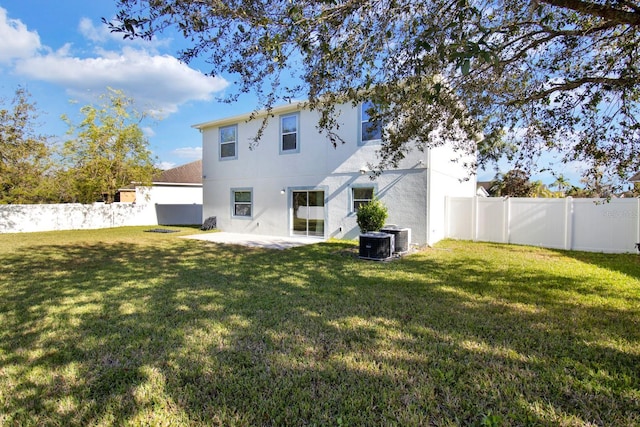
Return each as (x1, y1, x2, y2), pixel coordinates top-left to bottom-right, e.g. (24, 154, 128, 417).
(181, 232, 323, 250)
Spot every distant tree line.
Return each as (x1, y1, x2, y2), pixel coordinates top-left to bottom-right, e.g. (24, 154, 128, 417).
(0, 87, 158, 204)
(485, 169, 639, 198)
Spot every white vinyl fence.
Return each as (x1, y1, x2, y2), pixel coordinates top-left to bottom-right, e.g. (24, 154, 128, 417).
(0, 187, 203, 234)
(446, 196, 640, 253)
(0, 202, 154, 233)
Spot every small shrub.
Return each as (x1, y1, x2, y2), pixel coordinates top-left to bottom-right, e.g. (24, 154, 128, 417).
(356, 197, 388, 233)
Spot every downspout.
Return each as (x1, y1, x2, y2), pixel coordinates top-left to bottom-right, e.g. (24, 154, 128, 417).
(425, 148, 432, 246)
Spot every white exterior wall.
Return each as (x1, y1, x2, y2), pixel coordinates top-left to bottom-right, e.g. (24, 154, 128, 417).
(200, 103, 474, 245)
(426, 142, 477, 245)
(138, 185, 203, 225)
(141, 185, 203, 205)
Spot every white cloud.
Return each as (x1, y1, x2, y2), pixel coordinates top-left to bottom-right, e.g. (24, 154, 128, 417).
(156, 161, 176, 170)
(0, 7, 41, 63)
(78, 17, 106, 43)
(172, 146, 202, 160)
(1, 9, 228, 117)
(78, 17, 170, 50)
(142, 126, 155, 137)
(14, 46, 229, 116)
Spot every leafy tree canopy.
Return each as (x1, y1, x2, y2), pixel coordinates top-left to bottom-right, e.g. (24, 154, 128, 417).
(61, 88, 158, 204)
(0, 88, 54, 204)
(109, 0, 640, 185)
(489, 169, 535, 197)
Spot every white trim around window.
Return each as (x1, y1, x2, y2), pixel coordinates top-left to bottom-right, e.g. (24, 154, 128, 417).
(279, 112, 300, 154)
(231, 188, 252, 219)
(349, 184, 377, 214)
(219, 124, 238, 160)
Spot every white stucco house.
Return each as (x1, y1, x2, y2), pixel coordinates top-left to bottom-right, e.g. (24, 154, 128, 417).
(117, 160, 203, 225)
(193, 101, 476, 246)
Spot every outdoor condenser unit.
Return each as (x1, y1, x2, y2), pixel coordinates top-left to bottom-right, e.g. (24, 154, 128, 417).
(359, 232, 395, 261)
(380, 226, 411, 253)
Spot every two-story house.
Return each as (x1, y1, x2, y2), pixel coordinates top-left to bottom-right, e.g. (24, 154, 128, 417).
(193, 101, 476, 246)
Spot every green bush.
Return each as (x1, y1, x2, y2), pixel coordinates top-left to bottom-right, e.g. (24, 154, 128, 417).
(356, 197, 388, 233)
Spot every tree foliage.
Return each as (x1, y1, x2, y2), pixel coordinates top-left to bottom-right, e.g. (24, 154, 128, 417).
(109, 0, 640, 184)
(61, 88, 158, 204)
(551, 175, 572, 194)
(489, 169, 535, 197)
(0, 88, 55, 204)
(566, 169, 615, 197)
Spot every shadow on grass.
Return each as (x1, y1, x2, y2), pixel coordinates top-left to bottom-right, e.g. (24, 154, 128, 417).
(0, 238, 638, 425)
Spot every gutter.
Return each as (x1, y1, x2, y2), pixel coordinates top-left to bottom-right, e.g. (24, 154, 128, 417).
(129, 182, 202, 187)
(150, 182, 203, 187)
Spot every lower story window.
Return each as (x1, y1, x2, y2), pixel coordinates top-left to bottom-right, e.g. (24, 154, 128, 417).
(353, 187, 374, 211)
(232, 189, 252, 217)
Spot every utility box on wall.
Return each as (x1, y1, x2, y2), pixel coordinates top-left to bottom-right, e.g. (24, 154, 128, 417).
(359, 232, 395, 261)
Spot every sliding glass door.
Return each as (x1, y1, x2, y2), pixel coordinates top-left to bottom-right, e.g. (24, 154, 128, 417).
(292, 190, 325, 237)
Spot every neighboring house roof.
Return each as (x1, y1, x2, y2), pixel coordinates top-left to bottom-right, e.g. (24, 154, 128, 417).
(477, 181, 492, 191)
(118, 160, 203, 192)
(476, 186, 490, 197)
(153, 159, 202, 185)
(629, 171, 640, 182)
(476, 181, 493, 197)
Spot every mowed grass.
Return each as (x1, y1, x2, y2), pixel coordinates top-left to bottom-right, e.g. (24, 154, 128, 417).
(0, 227, 638, 426)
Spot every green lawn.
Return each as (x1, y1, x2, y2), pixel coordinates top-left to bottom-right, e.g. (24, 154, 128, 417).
(0, 227, 638, 426)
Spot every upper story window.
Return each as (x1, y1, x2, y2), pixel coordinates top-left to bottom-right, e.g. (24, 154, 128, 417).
(359, 101, 382, 145)
(280, 113, 299, 154)
(352, 186, 374, 212)
(219, 124, 237, 160)
(232, 189, 252, 218)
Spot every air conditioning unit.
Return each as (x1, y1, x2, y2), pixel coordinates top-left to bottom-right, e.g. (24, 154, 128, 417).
(359, 232, 395, 261)
(380, 226, 411, 253)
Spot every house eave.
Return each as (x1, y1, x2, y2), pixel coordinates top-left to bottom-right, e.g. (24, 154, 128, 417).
(192, 101, 307, 130)
(130, 182, 203, 187)
(152, 182, 203, 187)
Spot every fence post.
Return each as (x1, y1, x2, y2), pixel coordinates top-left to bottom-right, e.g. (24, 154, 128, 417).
(444, 196, 450, 238)
(472, 196, 478, 241)
(564, 197, 573, 250)
(503, 197, 510, 244)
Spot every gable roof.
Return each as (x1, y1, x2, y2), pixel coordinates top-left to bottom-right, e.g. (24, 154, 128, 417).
(629, 171, 640, 182)
(476, 181, 493, 192)
(154, 160, 202, 185)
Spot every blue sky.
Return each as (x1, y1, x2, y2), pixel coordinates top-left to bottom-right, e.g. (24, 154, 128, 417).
(0, 0, 248, 169)
(0, 1, 586, 184)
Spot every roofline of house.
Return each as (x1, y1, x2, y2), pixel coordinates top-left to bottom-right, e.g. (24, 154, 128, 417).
(191, 101, 308, 130)
(125, 182, 203, 188)
(151, 182, 202, 187)
(192, 81, 461, 131)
